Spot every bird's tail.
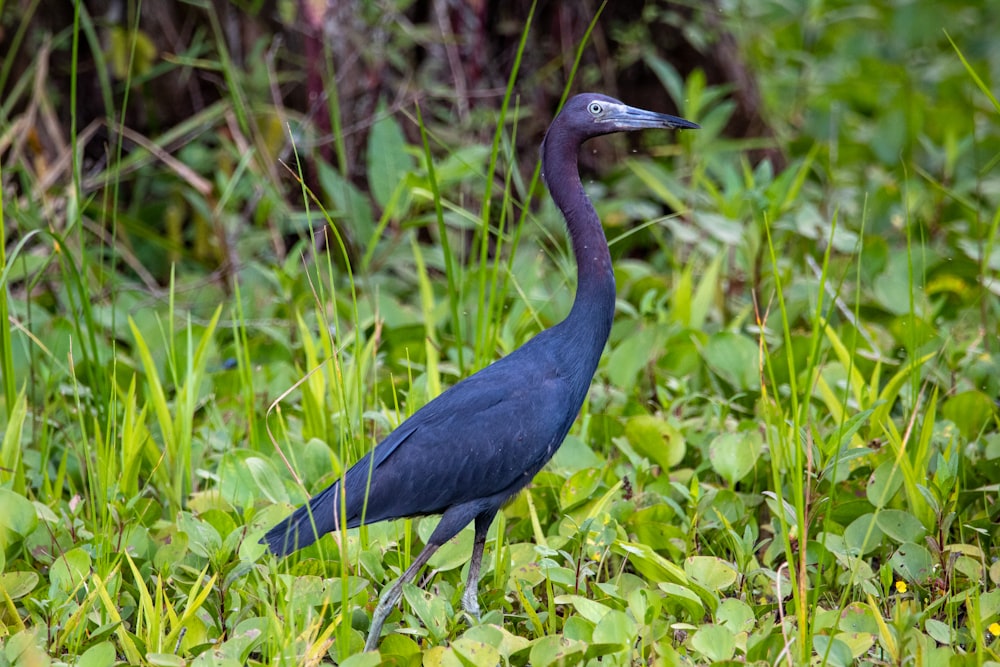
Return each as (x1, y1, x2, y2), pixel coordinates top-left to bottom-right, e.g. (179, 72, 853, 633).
(261, 481, 344, 556)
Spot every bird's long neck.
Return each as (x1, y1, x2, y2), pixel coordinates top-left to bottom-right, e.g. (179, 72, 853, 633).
(541, 131, 616, 354)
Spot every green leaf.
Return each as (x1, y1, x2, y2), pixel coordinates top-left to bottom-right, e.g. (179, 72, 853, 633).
(420, 518, 473, 572)
(979, 589, 1000, 622)
(690, 624, 735, 662)
(178, 512, 222, 560)
(813, 634, 854, 667)
(591, 609, 636, 648)
(77, 641, 116, 667)
(708, 431, 762, 486)
(339, 652, 383, 667)
(844, 514, 883, 556)
(562, 615, 594, 643)
(528, 635, 586, 667)
(402, 583, 450, 641)
(942, 390, 996, 439)
(925, 618, 953, 645)
(684, 556, 738, 592)
(0, 571, 38, 600)
(451, 637, 501, 667)
(701, 332, 760, 391)
(658, 582, 706, 620)
(367, 109, 413, 209)
(889, 542, 935, 584)
(606, 326, 662, 388)
(49, 547, 92, 596)
(553, 595, 612, 624)
(559, 468, 602, 510)
(715, 598, 754, 632)
(217, 451, 288, 507)
(876, 509, 927, 544)
(624, 414, 686, 470)
(0, 489, 36, 549)
(462, 625, 530, 660)
(866, 461, 903, 508)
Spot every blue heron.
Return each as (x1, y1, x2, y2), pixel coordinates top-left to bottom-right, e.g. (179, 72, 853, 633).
(262, 93, 698, 650)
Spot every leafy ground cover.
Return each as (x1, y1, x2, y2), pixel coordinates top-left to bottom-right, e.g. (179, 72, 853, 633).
(2, 1, 999, 665)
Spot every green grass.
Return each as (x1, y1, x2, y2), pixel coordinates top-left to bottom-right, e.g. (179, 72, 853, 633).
(2, 1, 1000, 665)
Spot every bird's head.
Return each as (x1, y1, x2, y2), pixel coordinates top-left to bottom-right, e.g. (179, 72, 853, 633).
(556, 93, 699, 139)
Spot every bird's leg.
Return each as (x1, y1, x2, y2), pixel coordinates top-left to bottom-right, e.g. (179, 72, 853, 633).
(460, 514, 492, 620)
(364, 542, 440, 652)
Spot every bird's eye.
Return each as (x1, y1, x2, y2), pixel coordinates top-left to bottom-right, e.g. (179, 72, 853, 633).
(588, 102, 603, 116)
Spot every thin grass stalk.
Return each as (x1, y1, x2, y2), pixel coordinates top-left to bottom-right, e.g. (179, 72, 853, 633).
(761, 212, 809, 663)
(0, 159, 14, 413)
(472, 0, 537, 369)
(416, 101, 465, 372)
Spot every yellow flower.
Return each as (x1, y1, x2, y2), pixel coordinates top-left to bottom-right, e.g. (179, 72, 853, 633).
(895, 580, 907, 594)
(989, 622, 1000, 637)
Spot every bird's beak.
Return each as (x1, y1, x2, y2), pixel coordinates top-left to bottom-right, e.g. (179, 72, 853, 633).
(607, 104, 700, 131)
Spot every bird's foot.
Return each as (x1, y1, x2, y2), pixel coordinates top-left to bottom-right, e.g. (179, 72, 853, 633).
(461, 590, 481, 621)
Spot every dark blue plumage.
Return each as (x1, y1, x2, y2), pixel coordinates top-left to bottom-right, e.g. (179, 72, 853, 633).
(262, 93, 698, 650)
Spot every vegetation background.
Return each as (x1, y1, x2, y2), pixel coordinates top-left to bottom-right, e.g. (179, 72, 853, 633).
(1, 0, 998, 665)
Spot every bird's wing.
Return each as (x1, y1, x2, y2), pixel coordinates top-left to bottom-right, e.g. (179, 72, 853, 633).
(342, 349, 581, 524)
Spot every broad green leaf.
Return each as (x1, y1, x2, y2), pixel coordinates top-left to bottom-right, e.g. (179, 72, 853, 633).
(702, 332, 760, 391)
(402, 584, 450, 642)
(462, 625, 530, 659)
(562, 615, 594, 642)
(49, 547, 92, 596)
(606, 326, 662, 388)
(339, 652, 382, 667)
(979, 588, 1000, 621)
(624, 414, 686, 470)
(876, 509, 926, 544)
(708, 431, 762, 486)
(844, 514, 883, 556)
(551, 434, 603, 472)
(559, 468, 602, 510)
(420, 519, 473, 571)
(227, 453, 290, 507)
(451, 637, 500, 667)
(715, 598, 754, 632)
(889, 542, 934, 583)
(553, 594, 612, 624)
(684, 556, 738, 592)
(528, 635, 586, 667)
(628, 504, 684, 553)
(925, 618, 953, 645)
(0, 571, 38, 600)
(178, 512, 222, 560)
(0, 489, 36, 549)
(658, 582, 706, 620)
(592, 609, 636, 648)
(866, 461, 903, 508)
(690, 624, 735, 662)
(77, 642, 116, 667)
(837, 603, 878, 634)
(377, 633, 421, 664)
(813, 634, 854, 667)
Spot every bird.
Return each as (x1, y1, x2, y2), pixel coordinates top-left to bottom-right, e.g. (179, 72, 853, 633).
(262, 93, 698, 651)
